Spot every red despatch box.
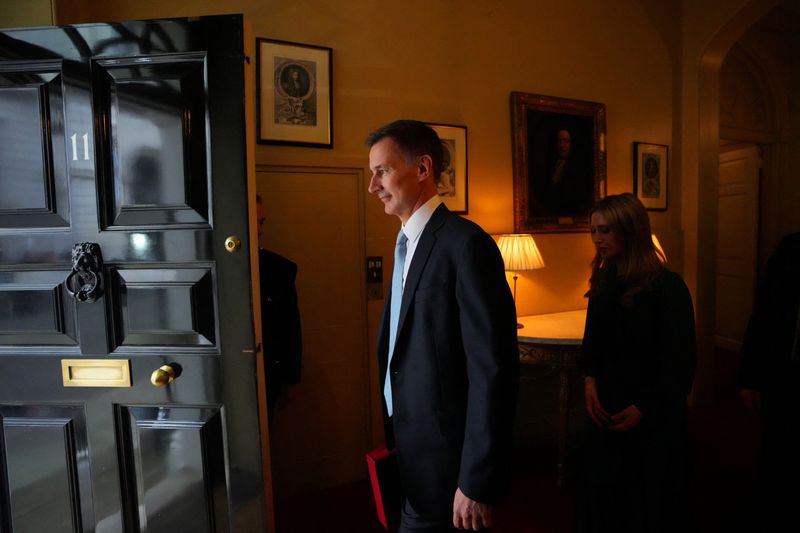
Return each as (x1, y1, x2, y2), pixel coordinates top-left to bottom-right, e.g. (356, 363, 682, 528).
(365, 447, 403, 529)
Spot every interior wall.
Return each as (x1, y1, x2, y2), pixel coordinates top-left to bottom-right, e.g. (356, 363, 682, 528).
(52, 0, 679, 310)
(48, 0, 682, 449)
(0, 0, 53, 26)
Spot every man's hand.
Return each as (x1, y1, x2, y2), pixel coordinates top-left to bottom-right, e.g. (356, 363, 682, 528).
(453, 488, 492, 530)
(584, 376, 610, 428)
(608, 404, 643, 431)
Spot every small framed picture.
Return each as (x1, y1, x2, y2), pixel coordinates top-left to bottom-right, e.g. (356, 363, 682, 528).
(633, 142, 668, 210)
(427, 123, 468, 213)
(256, 38, 333, 148)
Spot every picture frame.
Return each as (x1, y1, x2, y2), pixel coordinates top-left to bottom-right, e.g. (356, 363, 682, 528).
(510, 92, 606, 233)
(427, 123, 468, 213)
(256, 38, 333, 148)
(633, 142, 668, 210)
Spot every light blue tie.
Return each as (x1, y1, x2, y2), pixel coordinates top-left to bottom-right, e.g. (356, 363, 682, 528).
(384, 229, 407, 417)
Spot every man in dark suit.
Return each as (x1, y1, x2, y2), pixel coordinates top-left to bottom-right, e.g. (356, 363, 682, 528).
(533, 128, 594, 218)
(366, 120, 519, 531)
(738, 231, 800, 529)
(256, 194, 302, 423)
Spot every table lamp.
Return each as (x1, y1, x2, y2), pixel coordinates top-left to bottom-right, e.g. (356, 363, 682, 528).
(496, 233, 545, 328)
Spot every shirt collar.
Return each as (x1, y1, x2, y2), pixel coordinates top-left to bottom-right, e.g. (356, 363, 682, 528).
(402, 195, 441, 244)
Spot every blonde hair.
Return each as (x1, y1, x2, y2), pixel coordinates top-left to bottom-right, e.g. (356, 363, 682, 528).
(587, 193, 664, 302)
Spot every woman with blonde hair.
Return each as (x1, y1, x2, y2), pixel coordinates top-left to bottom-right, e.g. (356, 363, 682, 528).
(577, 193, 696, 532)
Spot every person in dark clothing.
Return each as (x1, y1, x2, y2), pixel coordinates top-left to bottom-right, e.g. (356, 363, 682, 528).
(577, 193, 696, 532)
(256, 194, 302, 423)
(737, 231, 800, 531)
(366, 120, 519, 532)
(532, 128, 594, 218)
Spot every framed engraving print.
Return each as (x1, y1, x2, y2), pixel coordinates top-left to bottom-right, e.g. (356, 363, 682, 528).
(633, 142, 668, 210)
(427, 123, 468, 213)
(256, 38, 333, 148)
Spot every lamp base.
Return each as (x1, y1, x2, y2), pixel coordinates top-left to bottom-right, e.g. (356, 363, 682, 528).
(512, 275, 524, 329)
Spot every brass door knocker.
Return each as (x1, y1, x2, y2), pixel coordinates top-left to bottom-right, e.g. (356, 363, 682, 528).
(65, 242, 104, 303)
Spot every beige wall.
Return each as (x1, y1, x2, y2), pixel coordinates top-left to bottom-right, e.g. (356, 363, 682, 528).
(0, 0, 53, 26)
(53, 0, 679, 315)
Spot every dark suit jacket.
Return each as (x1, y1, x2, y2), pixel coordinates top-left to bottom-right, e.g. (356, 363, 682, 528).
(736, 234, 800, 517)
(259, 249, 302, 417)
(533, 154, 594, 218)
(377, 204, 519, 519)
(738, 232, 800, 393)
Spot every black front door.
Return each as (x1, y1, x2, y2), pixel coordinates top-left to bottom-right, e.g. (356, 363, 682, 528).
(0, 16, 264, 532)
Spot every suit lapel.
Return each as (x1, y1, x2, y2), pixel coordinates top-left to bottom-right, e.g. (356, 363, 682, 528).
(395, 204, 449, 349)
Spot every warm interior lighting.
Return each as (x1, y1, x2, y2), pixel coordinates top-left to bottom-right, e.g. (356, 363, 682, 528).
(652, 233, 667, 263)
(496, 234, 545, 328)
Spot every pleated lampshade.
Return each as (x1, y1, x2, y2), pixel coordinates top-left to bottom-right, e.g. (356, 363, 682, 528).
(496, 234, 545, 272)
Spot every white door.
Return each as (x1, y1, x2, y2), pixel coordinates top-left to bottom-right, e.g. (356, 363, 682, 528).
(715, 144, 760, 350)
(256, 166, 370, 496)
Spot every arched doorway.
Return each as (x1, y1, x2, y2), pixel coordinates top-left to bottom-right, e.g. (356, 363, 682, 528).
(693, 0, 790, 401)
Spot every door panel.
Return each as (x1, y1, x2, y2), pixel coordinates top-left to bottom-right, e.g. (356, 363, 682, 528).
(109, 267, 217, 350)
(0, 16, 263, 533)
(0, 63, 69, 229)
(0, 404, 91, 533)
(93, 54, 210, 229)
(715, 144, 760, 351)
(116, 406, 227, 532)
(0, 270, 78, 347)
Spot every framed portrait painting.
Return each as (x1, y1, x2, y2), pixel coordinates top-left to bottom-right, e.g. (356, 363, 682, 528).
(510, 92, 606, 233)
(256, 38, 333, 148)
(633, 142, 668, 210)
(427, 123, 468, 213)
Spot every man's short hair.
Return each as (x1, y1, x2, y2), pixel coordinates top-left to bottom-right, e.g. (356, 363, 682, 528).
(365, 120, 444, 183)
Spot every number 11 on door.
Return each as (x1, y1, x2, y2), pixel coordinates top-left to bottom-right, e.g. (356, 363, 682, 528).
(70, 132, 90, 161)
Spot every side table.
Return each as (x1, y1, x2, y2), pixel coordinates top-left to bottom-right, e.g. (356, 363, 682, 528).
(517, 309, 586, 488)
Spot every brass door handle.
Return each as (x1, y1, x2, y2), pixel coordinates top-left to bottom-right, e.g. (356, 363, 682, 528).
(150, 364, 177, 387)
(224, 236, 241, 253)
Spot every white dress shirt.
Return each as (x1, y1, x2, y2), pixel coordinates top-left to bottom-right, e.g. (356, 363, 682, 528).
(400, 195, 442, 288)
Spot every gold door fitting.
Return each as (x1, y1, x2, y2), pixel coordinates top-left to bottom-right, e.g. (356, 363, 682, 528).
(224, 236, 241, 253)
(150, 364, 176, 387)
(62, 359, 131, 387)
